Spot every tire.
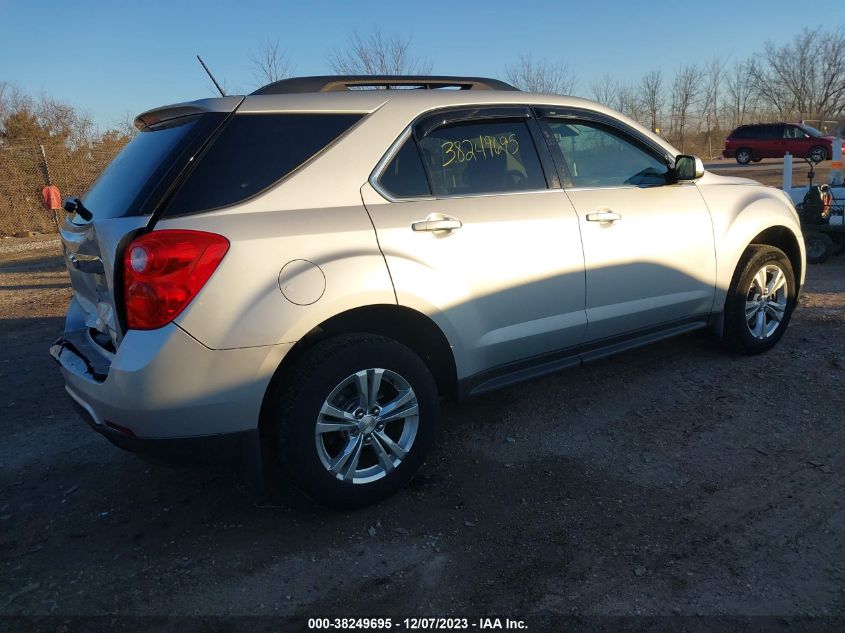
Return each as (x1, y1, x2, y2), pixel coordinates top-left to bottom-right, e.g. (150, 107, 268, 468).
(735, 148, 752, 165)
(808, 145, 828, 163)
(269, 334, 438, 509)
(805, 232, 833, 264)
(724, 245, 796, 354)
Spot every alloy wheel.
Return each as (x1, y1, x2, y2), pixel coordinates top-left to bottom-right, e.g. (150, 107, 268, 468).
(744, 264, 788, 339)
(809, 147, 826, 163)
(315, 368, 419, 484)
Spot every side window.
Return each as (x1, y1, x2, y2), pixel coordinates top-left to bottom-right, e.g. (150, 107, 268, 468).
(417, 120, 547, 196)
(544, 120, 669, 188)
(165, 113, 362, 215)
(765, 125, 784, 139)
(784, 125, 804, 139)
(378, 137, 431, 198)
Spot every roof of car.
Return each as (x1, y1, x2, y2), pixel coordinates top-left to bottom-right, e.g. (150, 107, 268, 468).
(137, 76, 680, 158)
(251, 75, 519, 94)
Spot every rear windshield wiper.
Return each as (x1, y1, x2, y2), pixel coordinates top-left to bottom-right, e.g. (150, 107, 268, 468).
(63, 197, 93, 221)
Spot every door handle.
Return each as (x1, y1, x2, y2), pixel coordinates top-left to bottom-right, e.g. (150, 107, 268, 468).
(586, 211, 622, 223)
(411, 218, 463, 232)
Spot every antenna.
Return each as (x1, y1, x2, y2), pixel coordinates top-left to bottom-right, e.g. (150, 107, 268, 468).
(196, 55, 226, 97)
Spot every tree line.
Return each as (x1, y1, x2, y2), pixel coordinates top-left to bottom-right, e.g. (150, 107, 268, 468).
(2, 25, 844, 159)
(253, 25, 845, 157)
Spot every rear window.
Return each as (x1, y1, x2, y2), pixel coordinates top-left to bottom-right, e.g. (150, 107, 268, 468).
(164, 113, 363, 215)
(730, 126, 753, 139)
(81, 115, 220, 219)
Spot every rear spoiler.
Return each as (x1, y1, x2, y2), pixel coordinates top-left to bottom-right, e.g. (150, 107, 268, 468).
(134, 96, 244, 131)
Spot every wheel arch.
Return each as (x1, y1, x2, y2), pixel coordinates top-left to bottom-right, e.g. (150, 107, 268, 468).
(748, 225, 803, 294)
(259, 305, 458, 425)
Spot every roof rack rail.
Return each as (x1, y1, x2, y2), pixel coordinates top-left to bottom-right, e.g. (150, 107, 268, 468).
(251, 75, 519, 95)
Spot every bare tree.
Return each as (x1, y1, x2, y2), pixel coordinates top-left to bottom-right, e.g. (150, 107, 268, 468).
(639, 70, 664, 133)
(250, 38, 292, 86)
(106, 111, 140, 139)
(749, 28, 845, 124)
(505, 55, 576, 94)
(614, 82, 643, 123)
(36, 92, 94, 148)
(723, 60, 756, 128)
(590, 74, 619, 107)
(670, 63, 704, 151)
(328, 28, 432, 75)
(701, 57, 723, 158)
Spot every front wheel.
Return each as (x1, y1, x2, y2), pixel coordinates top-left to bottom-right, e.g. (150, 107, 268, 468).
(269, 334, 438, 509)
(723, 245, 796, 354)
(808, 146, 828, 164)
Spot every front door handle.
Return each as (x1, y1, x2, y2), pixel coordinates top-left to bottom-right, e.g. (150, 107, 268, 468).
(411, 217, 463, 232)
(586, 211, 622, 223)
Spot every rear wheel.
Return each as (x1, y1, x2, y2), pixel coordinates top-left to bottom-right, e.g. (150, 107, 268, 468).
(808, 146, 828, 163)
(724, 245, 796, 354)
(735, 148, 752, 165)
(269, 334, 438, 509)
(805, 232, 834, 264)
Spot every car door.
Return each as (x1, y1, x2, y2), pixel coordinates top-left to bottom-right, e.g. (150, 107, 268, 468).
(535, 110, 716, 346)
(761, 124, 784, 158)
(784, 124, 812, 158)
(361, 107, 587, 381)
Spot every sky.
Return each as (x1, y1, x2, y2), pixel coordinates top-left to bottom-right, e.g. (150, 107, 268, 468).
(0, 0, 842, 130)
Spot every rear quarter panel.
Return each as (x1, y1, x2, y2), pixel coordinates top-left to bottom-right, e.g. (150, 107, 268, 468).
(160, 205, 395, 350)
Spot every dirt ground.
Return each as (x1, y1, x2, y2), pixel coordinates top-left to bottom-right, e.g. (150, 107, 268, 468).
(2, 172, 845, 631)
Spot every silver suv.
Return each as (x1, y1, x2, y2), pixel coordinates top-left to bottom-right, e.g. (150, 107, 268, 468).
(52, 75, 805, 508)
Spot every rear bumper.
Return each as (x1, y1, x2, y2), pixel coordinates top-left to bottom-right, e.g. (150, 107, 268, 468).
(51, 322, 292, 440)
(722, 148, 735, 158)
(67, 391, 259, 465)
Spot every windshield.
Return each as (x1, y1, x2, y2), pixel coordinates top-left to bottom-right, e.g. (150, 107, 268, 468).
(80, 116, 201, 220)
(799, 124, 824, 137)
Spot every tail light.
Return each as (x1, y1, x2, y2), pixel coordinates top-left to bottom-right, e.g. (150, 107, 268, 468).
(123, 230, 229, 330)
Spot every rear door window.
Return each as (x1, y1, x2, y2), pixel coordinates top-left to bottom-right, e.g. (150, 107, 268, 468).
(764, 124, 784, 139)
(164, 113, 363, 215)
(417, 120, 547, 196)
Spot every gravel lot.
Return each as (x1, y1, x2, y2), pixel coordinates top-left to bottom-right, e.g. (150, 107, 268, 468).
(1, 187, 845, 630)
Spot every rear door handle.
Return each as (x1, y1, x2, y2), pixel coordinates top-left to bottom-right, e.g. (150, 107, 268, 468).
(411, 218, 463, 232)
(586, 211, 621, 223)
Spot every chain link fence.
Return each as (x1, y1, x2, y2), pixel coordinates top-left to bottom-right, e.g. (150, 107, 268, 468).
(0, 143, 122, 236)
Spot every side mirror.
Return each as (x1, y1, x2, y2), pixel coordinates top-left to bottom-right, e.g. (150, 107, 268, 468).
(674, 155, 704, 181)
